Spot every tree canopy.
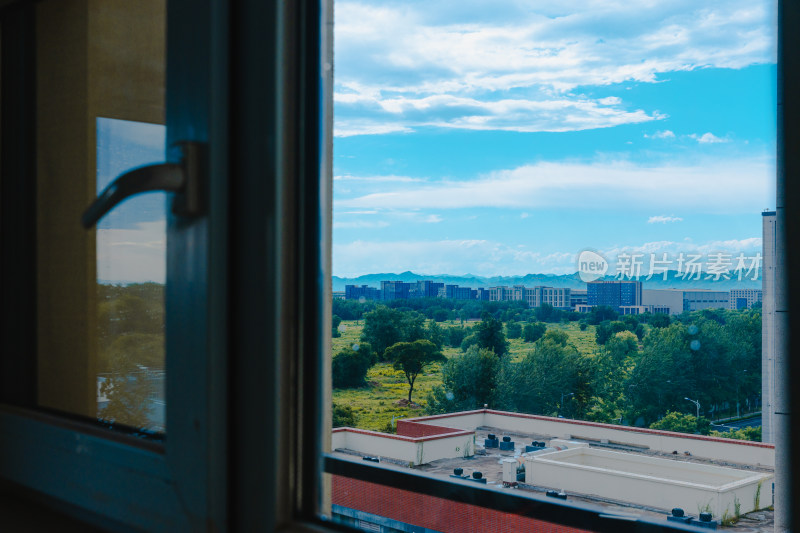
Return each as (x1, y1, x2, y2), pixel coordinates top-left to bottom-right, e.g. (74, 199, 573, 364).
(385, 340, 445, 403)
(360, 306, 426, 357)
(426, 346, 504, 413)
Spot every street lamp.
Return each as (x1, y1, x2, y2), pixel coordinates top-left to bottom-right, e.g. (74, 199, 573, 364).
(685, 397, 700, 419)
(559, 392, 574, 417)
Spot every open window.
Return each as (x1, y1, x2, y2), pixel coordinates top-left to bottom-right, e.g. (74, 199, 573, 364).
(0, 0, 796, 532)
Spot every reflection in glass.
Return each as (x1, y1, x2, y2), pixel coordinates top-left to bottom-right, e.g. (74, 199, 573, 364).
(96, 118, 167, 433)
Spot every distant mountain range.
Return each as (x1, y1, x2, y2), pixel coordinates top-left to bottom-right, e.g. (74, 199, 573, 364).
(332, 270, 762, 292)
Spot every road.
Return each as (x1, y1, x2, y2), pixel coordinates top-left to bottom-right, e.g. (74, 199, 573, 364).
(711, 415, 761, 432)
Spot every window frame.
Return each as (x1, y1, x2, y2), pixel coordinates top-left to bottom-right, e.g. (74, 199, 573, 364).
(0, 0, 230, 529)
(0, 0, 796, 532)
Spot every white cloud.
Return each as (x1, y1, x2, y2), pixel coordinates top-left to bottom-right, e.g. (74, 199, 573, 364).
(335, 93, 662, 135)
(690, 132, 728, 143)
(648, 215, 683, 223)
(601, 238, 762, 260)
(333, 220, 390, 229)
(338, 156, 774, 213)
(332, 235, 763, 277)
(333, 239, 575, 277)
(644, 130, 676, 139)
(97, 221, 166, 283)
(334, 123, 413, 137)
(334, 0, 777, 135)
(599, 237, 763, 274)
(334, 175, 426, 183)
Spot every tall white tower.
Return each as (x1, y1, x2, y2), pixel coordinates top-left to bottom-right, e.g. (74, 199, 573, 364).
(761, 210, 776, 443)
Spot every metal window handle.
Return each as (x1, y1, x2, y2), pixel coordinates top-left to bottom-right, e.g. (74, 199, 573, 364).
(81, 141, 206, 229)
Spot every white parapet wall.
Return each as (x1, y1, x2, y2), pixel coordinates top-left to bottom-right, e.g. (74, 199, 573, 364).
(526, 447, 772, 518)
(402, 410, 774, 467)
(332, 428, 475, 466)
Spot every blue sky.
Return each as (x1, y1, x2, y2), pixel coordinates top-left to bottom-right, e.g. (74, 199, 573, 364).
(96, 117, 167, 283)
(332, 0, 777, 277)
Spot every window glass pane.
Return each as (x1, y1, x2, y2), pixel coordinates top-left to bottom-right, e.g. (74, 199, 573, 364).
(36, 0, 166, 435)
(326, 0, 778, 528)
(96, 117, 166, 432)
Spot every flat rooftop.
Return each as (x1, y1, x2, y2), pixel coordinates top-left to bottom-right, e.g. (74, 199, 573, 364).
(334, 425, 775, 532)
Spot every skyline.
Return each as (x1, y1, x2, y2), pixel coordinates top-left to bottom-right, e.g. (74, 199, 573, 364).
(333, 0, 777, 278)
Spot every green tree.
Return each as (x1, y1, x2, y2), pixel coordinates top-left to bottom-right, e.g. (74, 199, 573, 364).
(535, 303, 557, 322)
(649, 411, 711, 435)
(332, 403, 356, 428)
(332, 344, 375, 388)
(595, 320, 629, 345)
(606, 331, 638, 365)
(426, 346, 502, 413)
(542, 329, 569, 347)
(446, 326, 469, 348)
(426, 320, 445, 350)
(331, 314, 342, 338)
(522, 322, 547, 343)
(588, 306, 618, 325)
(710, 426, 761, 442)
(432, 308, 449, 322)
(385, 340, 445, 403)
(626, 323, 695, 425)
(360, 306, 426, 358)
(505, 321, 522, 339)
(648, 313, 671, 328)
(473, 313, 509, 357)
(509, 337, 589, 417)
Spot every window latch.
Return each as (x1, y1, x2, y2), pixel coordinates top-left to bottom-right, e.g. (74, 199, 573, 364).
(81, 141, 206, 229)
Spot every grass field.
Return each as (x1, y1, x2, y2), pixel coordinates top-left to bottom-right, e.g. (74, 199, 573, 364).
(331, 319, 599, 431)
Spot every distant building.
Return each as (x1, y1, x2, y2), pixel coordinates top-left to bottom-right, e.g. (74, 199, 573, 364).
(380, 280, 412, 301)
(619, 305, 670, 315)
(641, 288, 729, 315)
(681, 290, 729, 312)
(641, 289, 683, 315)
(587, 280, 642, 311)
(411, 280, 444, 299)
(488, 286, 514, 301)
(442, 284, 473, 300)
(344, 284, 380, 300)
(485, 285, 571, 308)
(570, 289, 587, 310)
(729, 288, 762, 310)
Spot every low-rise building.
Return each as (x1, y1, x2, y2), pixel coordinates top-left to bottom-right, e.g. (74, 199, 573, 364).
(642, 288, 729, 315)
(331, 409, 775, 532)
(730, 288, 763, 310)
(345, 284, 380, 300)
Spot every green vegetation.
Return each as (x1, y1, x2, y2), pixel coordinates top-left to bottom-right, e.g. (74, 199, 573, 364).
(97, 283, 164, 430)
(649, 411, 711, 435)
(332, 300, 762, 436)
(332, 343, 376, 388)
(332, 403, 356, 427)
(386, 340, 445, 403)
(710, 426, 761, 441)
(427, 347, 504, 412)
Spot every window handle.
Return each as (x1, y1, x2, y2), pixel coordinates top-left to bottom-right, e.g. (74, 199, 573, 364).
(81, 141, 206, 229)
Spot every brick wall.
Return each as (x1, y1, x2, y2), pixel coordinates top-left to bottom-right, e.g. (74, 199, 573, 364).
(332, 476, 591, 533)
(396, 420, 463, 438)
